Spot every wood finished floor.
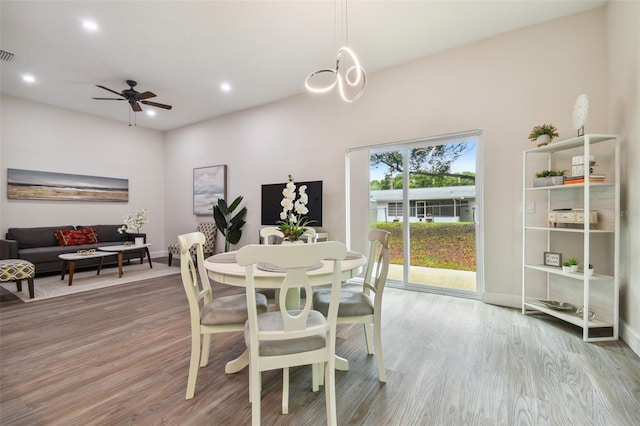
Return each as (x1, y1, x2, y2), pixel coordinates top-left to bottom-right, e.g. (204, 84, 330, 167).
(1, 260, 639, 425)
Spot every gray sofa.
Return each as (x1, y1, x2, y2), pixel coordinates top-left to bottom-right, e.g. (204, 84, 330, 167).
(0, 224, 146, 275)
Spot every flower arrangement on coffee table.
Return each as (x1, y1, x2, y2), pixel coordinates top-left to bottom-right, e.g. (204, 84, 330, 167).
(118, 208, 149, 234)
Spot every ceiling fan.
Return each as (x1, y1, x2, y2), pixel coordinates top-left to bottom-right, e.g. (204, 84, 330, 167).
(93, 80, 172, 112)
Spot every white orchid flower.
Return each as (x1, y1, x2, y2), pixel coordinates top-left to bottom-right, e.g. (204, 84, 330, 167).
(280, 198, 293, 211)
(294, 200, 308, 215)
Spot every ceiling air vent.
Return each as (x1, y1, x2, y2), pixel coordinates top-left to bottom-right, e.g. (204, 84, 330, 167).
(0, 50, 16, 62)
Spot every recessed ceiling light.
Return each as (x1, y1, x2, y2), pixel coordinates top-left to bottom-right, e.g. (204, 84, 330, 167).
(22, 74, 36, 83)
(82, 20, 99, 32)
(146, 110, 156, 117)
(220, 82, 232, 92)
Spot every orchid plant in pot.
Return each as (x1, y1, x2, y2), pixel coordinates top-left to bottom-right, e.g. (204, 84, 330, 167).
(277, 175, 314, 242)
(117, 208, 149, 245)
(118, 208, 149, 234)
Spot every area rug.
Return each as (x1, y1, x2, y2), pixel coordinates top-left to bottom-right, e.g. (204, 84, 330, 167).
(0, 261, 179, 303)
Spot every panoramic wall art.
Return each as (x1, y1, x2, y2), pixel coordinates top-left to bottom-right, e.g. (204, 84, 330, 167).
(193, 165, 227, 215)
(7, 168, 129, 202)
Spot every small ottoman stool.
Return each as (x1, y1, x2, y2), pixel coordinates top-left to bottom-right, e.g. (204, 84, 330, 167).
(0, 259, 36, 299)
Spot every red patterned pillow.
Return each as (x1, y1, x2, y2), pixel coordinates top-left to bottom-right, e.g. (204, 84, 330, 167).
(54, 228, 98, 246)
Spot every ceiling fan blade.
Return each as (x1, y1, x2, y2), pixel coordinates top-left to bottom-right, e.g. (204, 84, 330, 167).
(96, 85, 124, 97)
(141, 100, 172, 110)
(130, 102, 142, 112)
(92, 97, 126, 100)
(135, 91, 156, 100)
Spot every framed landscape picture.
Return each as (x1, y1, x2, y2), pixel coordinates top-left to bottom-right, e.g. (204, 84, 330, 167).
(7, 168, 128, 202)
(193, 165, 226, 216)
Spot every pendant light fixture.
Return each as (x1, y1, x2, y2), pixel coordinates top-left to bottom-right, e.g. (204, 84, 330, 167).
(305, 0, 366, 103)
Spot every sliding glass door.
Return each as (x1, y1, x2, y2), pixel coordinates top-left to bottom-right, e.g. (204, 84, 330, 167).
(347, 131, 483, 299)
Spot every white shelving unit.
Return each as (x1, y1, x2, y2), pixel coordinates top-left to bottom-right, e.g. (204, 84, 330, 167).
(522, 134, 620, 341)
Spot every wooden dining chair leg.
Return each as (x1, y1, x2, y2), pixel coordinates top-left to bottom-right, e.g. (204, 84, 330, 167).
(186, 332, 201, 399)
(363, 323, 375, 354)
(282, 368, 289, 414)
(200, 334, 211, 367)
(312, 363, 320, 391)
(251, 361, 261, 426)
(374, 315, 386, 382)
(325, 359, 337, 425)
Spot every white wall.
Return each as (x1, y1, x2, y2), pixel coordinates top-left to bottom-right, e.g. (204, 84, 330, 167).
(0, 96, 167, 257)
(607, 0, 640, 354)
(164, 8, 609, 302)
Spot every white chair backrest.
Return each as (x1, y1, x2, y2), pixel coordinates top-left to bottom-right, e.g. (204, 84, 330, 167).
(178, 232, 212, 321)
(237, 241, 347, 342)
(363, 229, 391, 299)
(259, 226, 284, 245)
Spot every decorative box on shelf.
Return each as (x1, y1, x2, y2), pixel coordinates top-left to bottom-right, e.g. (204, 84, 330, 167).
(547, 209, 597, 228)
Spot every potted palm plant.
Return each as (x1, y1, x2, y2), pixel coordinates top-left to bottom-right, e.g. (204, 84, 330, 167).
(213, 196, 247, 252)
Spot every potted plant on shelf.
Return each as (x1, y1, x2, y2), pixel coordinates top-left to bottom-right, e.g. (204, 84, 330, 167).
(568, 257, 579, 273)
(588, 264, 594, 276)
(533, 169, 565, 187)
(562, 261, 572, 273)
(528, 123, 559, 146)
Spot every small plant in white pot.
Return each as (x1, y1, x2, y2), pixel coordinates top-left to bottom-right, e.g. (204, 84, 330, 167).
(534, 169, 565, 187)
(588, 264, 594, 276)
(528, 123, 559, 147)
(568, 257, 579, 272)
(562, 261, 572, 273)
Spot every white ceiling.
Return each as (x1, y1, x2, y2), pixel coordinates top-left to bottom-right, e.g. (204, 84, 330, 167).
(1, 0, 606, 131)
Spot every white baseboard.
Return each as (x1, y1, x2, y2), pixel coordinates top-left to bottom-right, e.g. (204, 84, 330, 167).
(482, 291, 521, 308)
(620, 320, 640, 358)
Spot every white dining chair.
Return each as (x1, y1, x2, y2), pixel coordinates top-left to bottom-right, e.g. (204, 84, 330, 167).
(259, 226, 284, 245)
(178, 232, 268, 400)
(312, 229, 391, 382)
(237, 241, 347, 425)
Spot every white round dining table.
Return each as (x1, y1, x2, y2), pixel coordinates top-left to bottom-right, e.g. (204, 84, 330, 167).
(204, 249, 367, 373)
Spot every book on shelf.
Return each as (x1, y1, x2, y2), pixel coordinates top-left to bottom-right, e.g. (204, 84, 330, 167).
(563, 174, 606, 184)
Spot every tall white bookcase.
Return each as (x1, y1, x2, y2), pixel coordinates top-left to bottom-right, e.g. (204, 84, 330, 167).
(521, 134, 619, 342)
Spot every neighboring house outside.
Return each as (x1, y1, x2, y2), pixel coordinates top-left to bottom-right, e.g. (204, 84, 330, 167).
(370, 186, 476, 223)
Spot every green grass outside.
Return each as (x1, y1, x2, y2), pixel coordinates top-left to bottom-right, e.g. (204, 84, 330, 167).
(373, 222, 477, 271)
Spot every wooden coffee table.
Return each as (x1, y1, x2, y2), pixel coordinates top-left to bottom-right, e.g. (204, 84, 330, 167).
(59, 251, 118, 286)
(98, 243, 152, 278)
